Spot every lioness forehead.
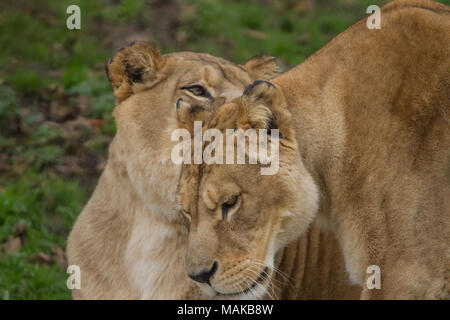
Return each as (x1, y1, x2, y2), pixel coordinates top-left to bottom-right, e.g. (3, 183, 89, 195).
(169, 52, 250, 83)
(167, 51, 246, 70)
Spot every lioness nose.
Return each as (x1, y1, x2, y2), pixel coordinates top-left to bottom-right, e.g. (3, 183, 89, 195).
(188, 261, 218, 284)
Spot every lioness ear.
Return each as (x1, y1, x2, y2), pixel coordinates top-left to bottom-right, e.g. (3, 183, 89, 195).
(244, 55, 279, 80)
(106, 41, 166, 104)
(238, 80, 291, 138)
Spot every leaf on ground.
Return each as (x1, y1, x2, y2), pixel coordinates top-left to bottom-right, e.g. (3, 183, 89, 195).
(41, 121, 69, 140)
(2, 236, 22, 254)
(50, 247, 67, 270)
(50, 100, 76, 122)
(77, 95, 89, 115)
(55, 156, 84, 176)
(96, 157, 106, 172)
(29, 252, 52, 265)
(0, 154, 9, 172)
(13, 222, 26, 236)
(48, 85, 65, 100)
(89, 119, 107, 128)
(290, 0, 315, 13)
(62, 116, 95, 142)
(244, 29, 267, 41)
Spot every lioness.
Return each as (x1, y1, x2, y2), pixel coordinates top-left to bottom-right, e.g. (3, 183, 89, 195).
(177, 0, 450, 299)
(67, 42, 359, 299)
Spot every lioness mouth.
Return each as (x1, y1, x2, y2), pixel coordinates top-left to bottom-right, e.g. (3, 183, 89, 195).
(217, 266, 269, 297)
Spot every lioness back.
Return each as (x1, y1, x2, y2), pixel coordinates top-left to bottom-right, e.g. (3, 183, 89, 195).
(273, 0, 450, 299)
(271, 0, 450, 298)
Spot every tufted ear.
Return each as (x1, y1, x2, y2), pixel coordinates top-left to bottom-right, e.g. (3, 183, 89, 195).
(244, 55, 280, 80)
(106, 41, 166, 104)
(238, 80, 292, 139)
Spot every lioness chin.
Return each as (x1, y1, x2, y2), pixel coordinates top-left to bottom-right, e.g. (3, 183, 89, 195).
(67, 42, 359, 299)
(177, 0, 450, 300)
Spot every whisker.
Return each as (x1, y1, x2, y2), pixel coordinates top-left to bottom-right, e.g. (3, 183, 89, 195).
(251, 259, 293, 287)
(243, 276, 261, 300)
(251, 259, 291, 280)
(248, 261, 286, 289)
(246, 263, 278, 300)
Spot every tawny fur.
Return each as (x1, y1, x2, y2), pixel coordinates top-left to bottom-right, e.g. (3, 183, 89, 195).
(178, 0, 449, 299)
(67, 42, 359, 299)
(273, 0, 450, 299)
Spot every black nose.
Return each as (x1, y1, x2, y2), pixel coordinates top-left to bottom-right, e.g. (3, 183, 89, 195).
(188, 261, 218, 284)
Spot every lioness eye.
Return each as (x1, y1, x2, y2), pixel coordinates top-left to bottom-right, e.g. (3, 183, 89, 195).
(182, 85, 211, 98)
(221, 195, 239, 220)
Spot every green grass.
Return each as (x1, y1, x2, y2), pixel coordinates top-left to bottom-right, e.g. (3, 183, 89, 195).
(179, 0, 392, 65)
(0, 0, 448, 300)
(0, 171, 86, 299)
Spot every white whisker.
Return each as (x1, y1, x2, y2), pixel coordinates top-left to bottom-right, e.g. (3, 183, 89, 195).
(251, 259, 293, 287)
(246, 263, 278, 300)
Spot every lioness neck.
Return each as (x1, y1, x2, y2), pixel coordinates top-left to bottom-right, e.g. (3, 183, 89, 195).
(67, 143, 199, 299)
(273, 53, 346, 228)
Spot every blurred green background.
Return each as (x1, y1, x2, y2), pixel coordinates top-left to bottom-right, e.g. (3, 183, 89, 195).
(0, 0, 448, 299)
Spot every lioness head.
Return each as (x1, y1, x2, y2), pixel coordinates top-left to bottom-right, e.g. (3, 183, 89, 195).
(106, 42, 279, 221)
(177, 80, 319, 298)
